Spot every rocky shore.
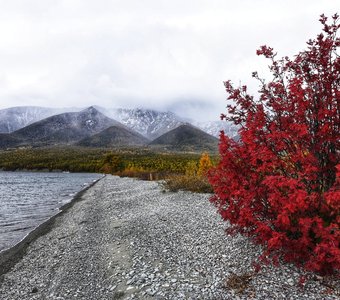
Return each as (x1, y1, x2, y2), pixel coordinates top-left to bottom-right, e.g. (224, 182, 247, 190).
(0, 175, 338, 299)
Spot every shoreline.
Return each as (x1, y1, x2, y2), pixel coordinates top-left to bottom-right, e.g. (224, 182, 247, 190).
(0, 175, 105, 279)
(0, 175, 338, 299)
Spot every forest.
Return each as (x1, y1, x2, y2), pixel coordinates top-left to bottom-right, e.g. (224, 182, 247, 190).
(0, 146, 216, 178)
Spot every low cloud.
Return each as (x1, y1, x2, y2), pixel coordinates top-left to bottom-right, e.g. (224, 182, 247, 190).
(0, 0, 338, 121)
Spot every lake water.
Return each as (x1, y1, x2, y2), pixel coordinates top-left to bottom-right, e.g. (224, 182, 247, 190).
(0, 171, 103, 252)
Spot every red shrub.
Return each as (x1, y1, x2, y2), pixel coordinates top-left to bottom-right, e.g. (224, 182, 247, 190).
(209, 14, 339, 274)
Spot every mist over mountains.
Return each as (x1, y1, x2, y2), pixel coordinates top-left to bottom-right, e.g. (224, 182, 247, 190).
(0, 105, 238, 151)
(0, 106, 80, 133)
(11, 107, 122, 146)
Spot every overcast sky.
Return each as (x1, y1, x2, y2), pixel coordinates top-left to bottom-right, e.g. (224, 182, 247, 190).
(0, 0, 338, 121)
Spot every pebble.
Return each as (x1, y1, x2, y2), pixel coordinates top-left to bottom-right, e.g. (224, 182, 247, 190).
(0, 175, 338, 300)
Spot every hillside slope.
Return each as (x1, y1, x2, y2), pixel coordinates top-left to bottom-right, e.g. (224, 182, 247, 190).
(10, 107, 120, 146)
(77, 125, 150, 147)
(149, 124, 218, 152)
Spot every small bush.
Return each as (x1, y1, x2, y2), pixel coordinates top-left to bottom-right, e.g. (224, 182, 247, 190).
(209, 15, 339, 274)
(162, 174, 213, 193)
(162, 153, 214, 193)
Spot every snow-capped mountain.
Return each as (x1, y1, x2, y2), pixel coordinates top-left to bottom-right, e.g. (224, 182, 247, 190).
(11, 107, 121, 146)
(96, 107, 186, 140)
(0, 106, 240, 143)
(194, 120, 239, 138)
(0, 106, 80, 133)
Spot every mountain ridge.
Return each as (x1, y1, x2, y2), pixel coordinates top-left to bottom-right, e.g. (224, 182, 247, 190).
(0, 106, 80, 133)
(0, 105, 238, 140)
(77, 125, 150, 148)
(149, 123, 219, 152)
(95, 106, 186, 140)
(6, 107, 122, 147)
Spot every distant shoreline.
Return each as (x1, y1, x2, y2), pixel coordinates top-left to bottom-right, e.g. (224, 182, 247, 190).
(0, 169, 94, 173)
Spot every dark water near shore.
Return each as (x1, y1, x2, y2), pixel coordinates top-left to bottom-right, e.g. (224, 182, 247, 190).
(0, 171, 103, 252)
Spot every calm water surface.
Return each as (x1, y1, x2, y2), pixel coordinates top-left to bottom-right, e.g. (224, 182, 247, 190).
(0, 171, 103, 252)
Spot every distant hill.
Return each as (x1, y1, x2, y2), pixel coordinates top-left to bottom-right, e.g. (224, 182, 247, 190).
(9, 107, 120, 147)
(0, 133, 21, 148)
(96, 107, 186, 140)
(77, 125, 150, 148)
(0, 106, 80, 133)
(0, 105, 241, 150)
(149, 124, 218, 152)
(0, 105, 240, 141)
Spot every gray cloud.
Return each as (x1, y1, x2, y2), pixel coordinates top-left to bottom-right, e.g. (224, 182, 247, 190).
(0, 0, 338, 121)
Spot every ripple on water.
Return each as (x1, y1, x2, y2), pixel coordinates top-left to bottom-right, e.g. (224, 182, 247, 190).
(0, 171, 103, 252)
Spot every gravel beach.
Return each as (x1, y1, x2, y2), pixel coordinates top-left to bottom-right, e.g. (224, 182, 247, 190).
(0, 175, 339, 299)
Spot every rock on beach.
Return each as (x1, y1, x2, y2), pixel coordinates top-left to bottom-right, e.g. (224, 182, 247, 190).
(0, 175, 338, 299)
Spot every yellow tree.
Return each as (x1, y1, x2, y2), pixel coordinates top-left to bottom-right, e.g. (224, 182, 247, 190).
(197, 152, 212, 178)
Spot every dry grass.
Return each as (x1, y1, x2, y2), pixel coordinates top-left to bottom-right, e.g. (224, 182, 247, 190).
(116, 169, 170, 181)
(162, 174, 213, 193)
(224, 272, 253, 294)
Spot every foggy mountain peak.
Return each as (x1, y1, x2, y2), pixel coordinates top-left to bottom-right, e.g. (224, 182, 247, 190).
(0, 105, 239, 143)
